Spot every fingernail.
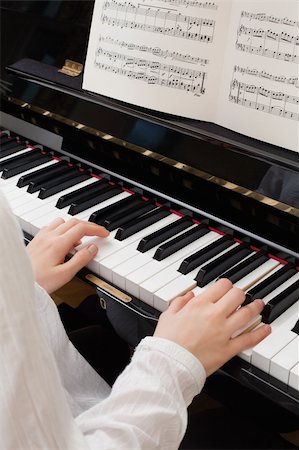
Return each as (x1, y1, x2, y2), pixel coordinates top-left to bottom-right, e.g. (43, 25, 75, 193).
(102, 226, 110, 235)
(264, 324, 272, 334)
(88, 244, 98, 255)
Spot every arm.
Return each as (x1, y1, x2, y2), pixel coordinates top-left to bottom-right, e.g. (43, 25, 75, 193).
(75, 282, 270, 450)
(26, 216, 270, 449)
(0, 192, 88, 450)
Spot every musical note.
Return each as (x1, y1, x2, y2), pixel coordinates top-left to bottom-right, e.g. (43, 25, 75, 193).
(94, 47, 207, 94)
(98, 35, 209, 65)
(233, 65, 299, 88)
(229, 75, 299, 121)
(235, 10, 299, 64)
(101, 0, 216, 42)
(240, 11, 299, 28)
(140, 0, 218, 9)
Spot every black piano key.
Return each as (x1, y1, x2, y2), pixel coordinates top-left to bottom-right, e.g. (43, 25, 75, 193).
(17, 160, 68, 188)
(0, 134, 12, 146)
(104, 200, 156, 231)
(38, 172, 89, 199)
(0, 148, 43, 171)
(195, 242, 252, 287)
(115, 206, 171, 241)
(27, 164, 73, 193)
(218, 250, 269, 284)
(68, 186, 120, 215)
(137, 216, 193, 253)
(2, 153, 51, 179)
(178, 234, 234, 275)
(153, 223, 209, 261)
(292, 319, 299, 335)
(0, 142, 26, 158)
(89, 194, 140, 224)
(244, 265, 297, 305)
(262, 279, 299, 324)
(56, 178, 108, 209)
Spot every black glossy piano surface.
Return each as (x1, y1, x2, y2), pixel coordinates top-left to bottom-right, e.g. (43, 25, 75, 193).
(1, 0, 299, 422)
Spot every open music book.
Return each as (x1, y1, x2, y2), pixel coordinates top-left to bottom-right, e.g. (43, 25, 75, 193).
(83, 0, 299, 152)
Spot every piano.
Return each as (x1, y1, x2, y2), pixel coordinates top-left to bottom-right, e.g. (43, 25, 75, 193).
(1, 0, 298, 427)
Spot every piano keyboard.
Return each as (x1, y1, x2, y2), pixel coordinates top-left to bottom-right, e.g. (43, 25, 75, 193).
(0, 131, 298, 394)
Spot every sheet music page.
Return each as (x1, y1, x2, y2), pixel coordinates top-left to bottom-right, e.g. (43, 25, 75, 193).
(216, 0, 299, 152)
(83, 0, 231, 121)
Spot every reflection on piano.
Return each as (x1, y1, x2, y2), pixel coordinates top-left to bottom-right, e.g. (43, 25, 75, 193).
(1, 0, 298, 425)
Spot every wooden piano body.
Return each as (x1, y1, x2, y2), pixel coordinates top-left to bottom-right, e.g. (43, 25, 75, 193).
(1, 0, 298, 424)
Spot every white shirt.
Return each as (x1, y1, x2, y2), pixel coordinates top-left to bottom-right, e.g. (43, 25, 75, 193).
(0, 189, 206, 450)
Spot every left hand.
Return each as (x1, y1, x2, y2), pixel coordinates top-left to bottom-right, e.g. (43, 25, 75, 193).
(27, 217, 109, 294)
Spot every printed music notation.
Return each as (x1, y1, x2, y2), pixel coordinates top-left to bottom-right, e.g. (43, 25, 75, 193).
(233, 65, 298, 88)
(236, 11, 299, 63)
(101, 1, 216, 42)
(141, 0, 218, 9)
(229, 67, 299, 121)
(95, 47, 207, 94)
(98, 36, 209, 65)
(240, 11, 299, 29)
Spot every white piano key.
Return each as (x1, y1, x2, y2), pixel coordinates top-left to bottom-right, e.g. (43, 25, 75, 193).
(99, 215, 180, 282)
(260, 271, 299, 303)
(239, 301, 299, 363)
(25, 188, 130, 236)
(269, 337, 299, 384)
(112, 245, 160, 291)
(112, 223, 209, 294)
(152, 242, 240, 311)
(147, 248, 257, 308)
(241, 263, 285, 298)
(0, 159, 58, 196)
(234, 258, 280, 290)
(138, 232, 220, 306)
(15, 178, 98, 235)
(251, 313, 298, 373)
(14, 177, 97, 216)
(289, 363, 299, 391)
(222, 262, 285, 353)
(14, 177, 97, 217)
(124, 228, 220, 297)
(0, 146, 30, 163)
(70, 191, 131, 222)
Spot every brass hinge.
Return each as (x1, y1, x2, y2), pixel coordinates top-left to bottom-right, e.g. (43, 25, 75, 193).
(58, 59, 83, 77)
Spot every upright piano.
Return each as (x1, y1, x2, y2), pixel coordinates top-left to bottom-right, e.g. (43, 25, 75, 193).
(1, 0, 298, 427)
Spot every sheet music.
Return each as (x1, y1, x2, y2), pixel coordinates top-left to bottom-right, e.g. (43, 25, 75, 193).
(83, 0, 231, 120)
(84, 0, 298, 152)
(216, 1, 299, 152)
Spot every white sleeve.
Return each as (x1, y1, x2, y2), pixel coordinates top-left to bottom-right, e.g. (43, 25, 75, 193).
(33, 282, 111, 417)
(0, 189, 88, 450)
(76, 336, 206, 450)
(0, 189, 206, 450)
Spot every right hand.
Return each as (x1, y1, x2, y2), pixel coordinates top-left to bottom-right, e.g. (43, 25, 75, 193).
(154, 278, 271, 376)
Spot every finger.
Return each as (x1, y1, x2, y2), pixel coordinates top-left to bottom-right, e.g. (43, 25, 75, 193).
(61, 243, 99, 279)
(227, 299, 265, 332)
(215, 286, 246, 317)
(169, 291, 195, 313)
(54, 218, 104, 235)
(229, 323, 271, 356)
(64, 221, 109, 245)
(44, 217, 65, 231)
(195, 278, 233, 304)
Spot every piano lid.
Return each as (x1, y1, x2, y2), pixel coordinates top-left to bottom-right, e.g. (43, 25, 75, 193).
(1, 1, 298, 253)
